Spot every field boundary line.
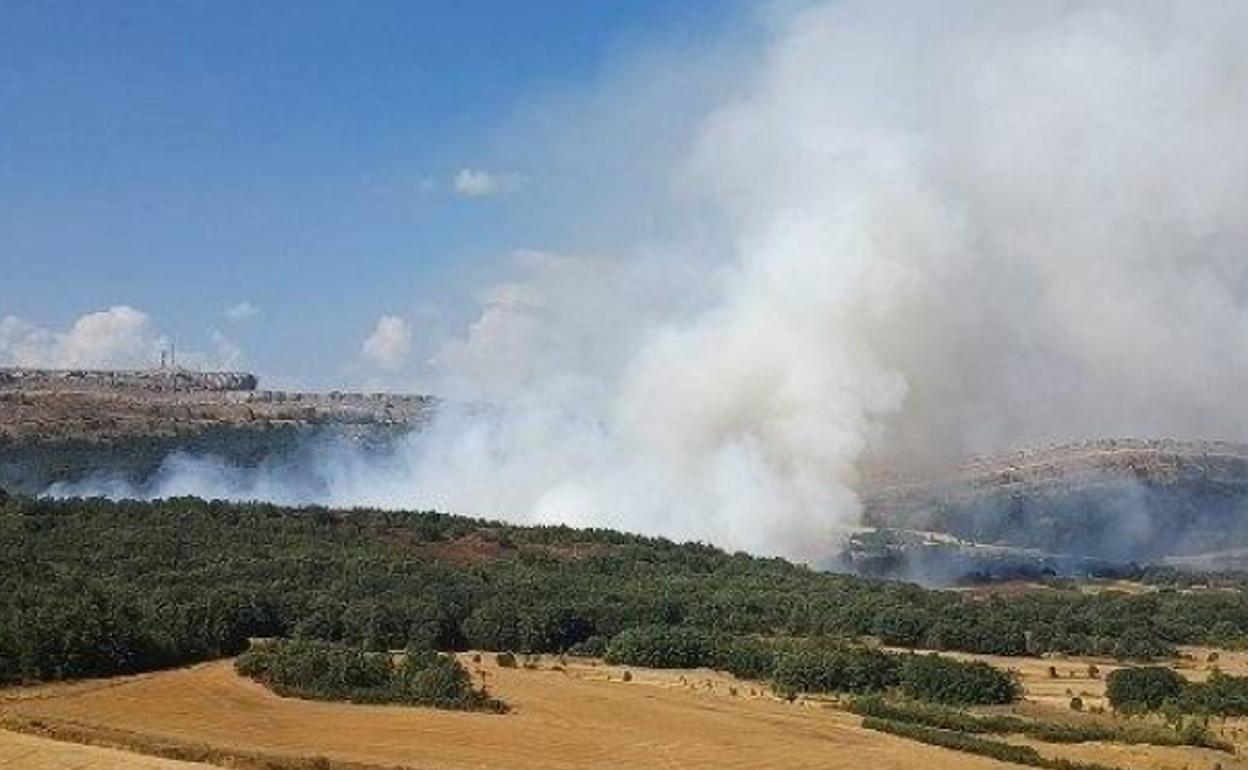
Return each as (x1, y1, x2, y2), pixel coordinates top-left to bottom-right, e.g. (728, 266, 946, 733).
(0, 715, 430, 770)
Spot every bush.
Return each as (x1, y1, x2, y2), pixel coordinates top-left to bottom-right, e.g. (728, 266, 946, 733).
(1178, 669, 1248, 716)
(395, 653, 480, 709)
(495, 651, 517, 668)
(1106, 667, 1186, 713)
(771, 645, 899, 695)
(897, 654, 1021, 705)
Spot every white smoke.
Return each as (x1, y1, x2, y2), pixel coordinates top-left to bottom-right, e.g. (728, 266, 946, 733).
(53, 1, 1248, 558)
(361, 315, 413, 370)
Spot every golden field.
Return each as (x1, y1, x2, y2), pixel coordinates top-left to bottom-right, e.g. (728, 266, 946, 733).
(0, 727, 215, 769)
(1, 650, 1245, 770)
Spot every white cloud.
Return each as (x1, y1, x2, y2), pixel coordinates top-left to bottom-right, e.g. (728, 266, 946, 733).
(0, 306, 156, 369)
(0, 306, 244, 371)
(453, 168, 521, 198)
(224, 301, 259, 323)
(361, 315, 412, 370)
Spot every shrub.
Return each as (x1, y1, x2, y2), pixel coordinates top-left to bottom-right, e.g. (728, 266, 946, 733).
(495, 651, 517, 668)
(1106, 667, 1186, 713)
(897, 654, 1021, 705)
(395, 653, 480, 709)
(1178, 669, 1248, 716)
(771, 645, 899, 695)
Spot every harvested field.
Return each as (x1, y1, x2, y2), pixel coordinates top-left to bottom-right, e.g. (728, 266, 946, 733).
(0, 657, 1023, 770)
(7, 652, 1248, 770)
(1007, 734, 1245, 770)
(0, 728, 214, 769)
(917, 647, 1248, 769)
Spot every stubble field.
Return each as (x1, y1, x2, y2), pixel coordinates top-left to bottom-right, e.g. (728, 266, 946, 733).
(2, 650, 1245, 770)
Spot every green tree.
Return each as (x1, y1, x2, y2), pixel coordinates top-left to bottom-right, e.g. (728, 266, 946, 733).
(1106, 667, 1186, 713)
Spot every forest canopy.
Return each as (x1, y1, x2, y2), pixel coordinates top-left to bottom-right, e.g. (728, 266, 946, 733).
(2, 493, 1247, 690)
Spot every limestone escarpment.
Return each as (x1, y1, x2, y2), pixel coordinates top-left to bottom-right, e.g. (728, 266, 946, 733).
(0, 368, 432, 442)
(0, 368, 434, 492)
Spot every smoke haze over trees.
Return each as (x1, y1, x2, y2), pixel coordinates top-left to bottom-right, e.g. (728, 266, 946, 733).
(22, 1, 1248, 560)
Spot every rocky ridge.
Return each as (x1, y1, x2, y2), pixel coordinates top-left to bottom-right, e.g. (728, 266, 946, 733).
(0, 367, 432, 442)
(851, 438, 1248, 580)
(0, 367, 433, 493)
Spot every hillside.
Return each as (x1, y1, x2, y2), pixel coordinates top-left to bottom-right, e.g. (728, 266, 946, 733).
(8, 491, 1248, 686)
(0, 367, 432, 493)
(5, 369, 1248, 578)
(6, 494, 1248, 769)
(851, 439, 1248, 579)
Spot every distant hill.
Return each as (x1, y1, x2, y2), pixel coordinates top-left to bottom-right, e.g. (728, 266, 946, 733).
(0, 367, 433, 493)
(850, 439, 1248, 580)
(4, 370, 1246, 580)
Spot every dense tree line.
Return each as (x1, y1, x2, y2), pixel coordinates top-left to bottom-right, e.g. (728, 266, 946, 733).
(235, 639, 503, 711)
(599, 623, 1018, 703)
(1108, 665, 1248, 717)
(601, 626, 1016, 703)
(4, 493, 1248, 688)
(771, 647, 1020, 705)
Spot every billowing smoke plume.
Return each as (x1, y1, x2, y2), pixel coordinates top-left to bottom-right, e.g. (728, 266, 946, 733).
(55, 1, 1248, 557)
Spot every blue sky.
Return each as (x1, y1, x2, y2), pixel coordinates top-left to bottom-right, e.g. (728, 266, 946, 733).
(0, 0, 747, 386)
